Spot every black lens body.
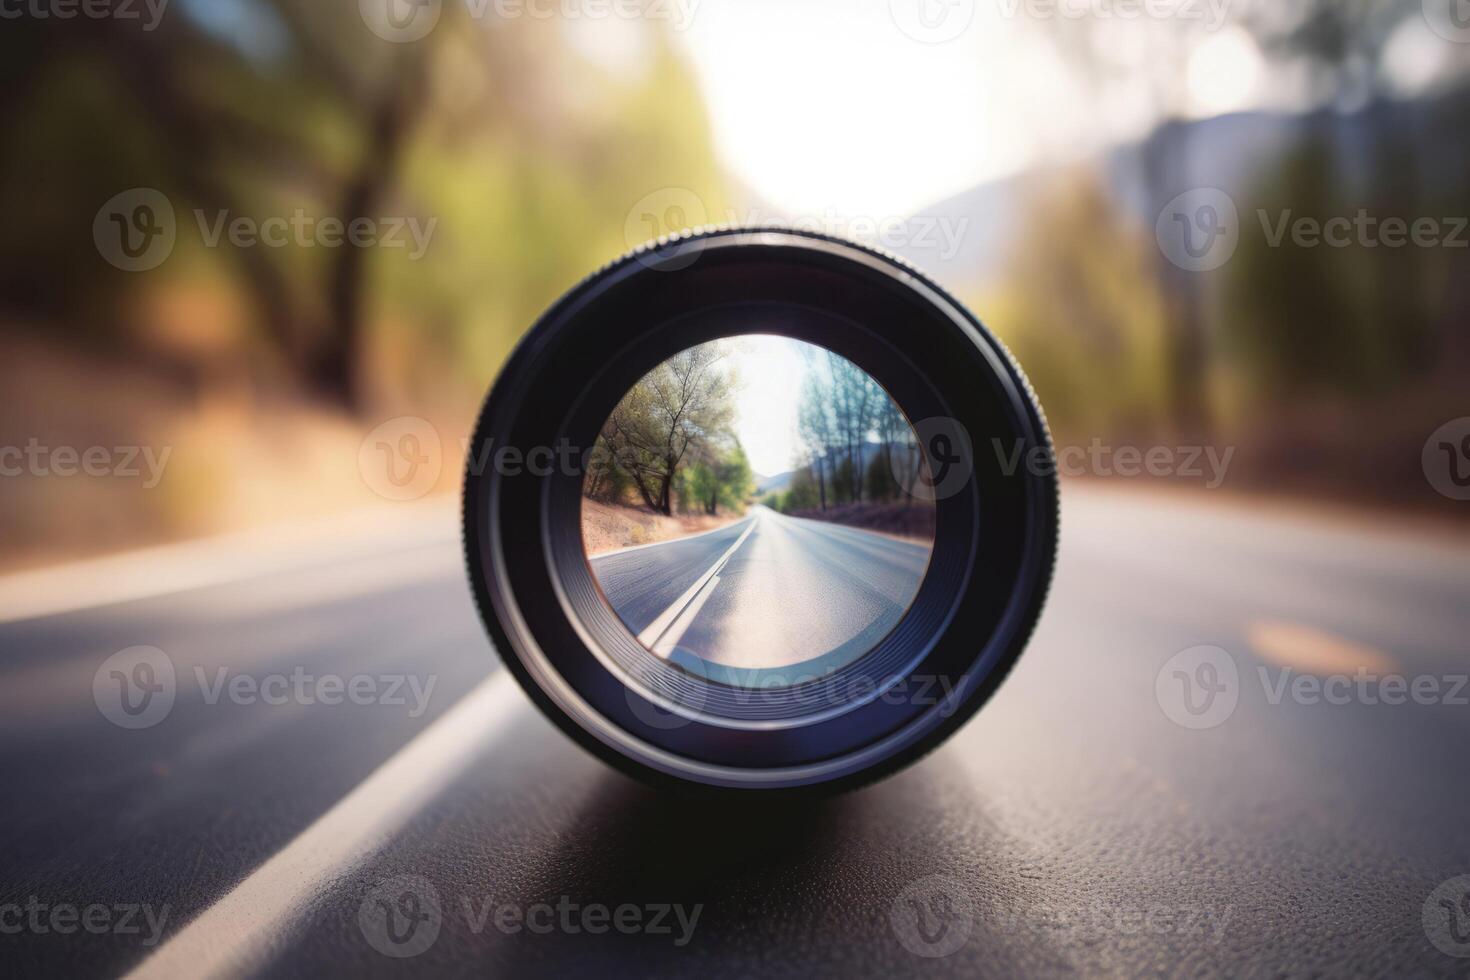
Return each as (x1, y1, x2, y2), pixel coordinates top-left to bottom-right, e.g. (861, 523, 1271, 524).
(464, 228, 1057, 793)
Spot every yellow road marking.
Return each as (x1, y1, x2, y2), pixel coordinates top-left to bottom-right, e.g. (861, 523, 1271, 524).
(1246, 620, 1396, 676)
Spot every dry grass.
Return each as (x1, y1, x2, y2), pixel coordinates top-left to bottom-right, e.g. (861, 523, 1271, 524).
(0, 333, 467, 572)
(781, 502, 935, 546)
(581, 499, 744, 556)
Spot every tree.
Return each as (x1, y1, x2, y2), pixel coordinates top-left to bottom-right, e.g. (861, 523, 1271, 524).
(987, 174, 1170, 438)
(712, 442, 754, 514)
(1034, 8, 1216, 434)
(796, 369, 836, 510)
(825, 351, 878, 501)
(791, 347, 899, 507)
(872, 397, 914, 503)
(1238, 0, 1423, 107)
(71, 1, 445, 412)
(0, 9, 731, 416)
(683, 440, 754, 516)
(781, 468, 821, 513)
(1034, 0, 1434, 437)
(600, 342, 735, 515)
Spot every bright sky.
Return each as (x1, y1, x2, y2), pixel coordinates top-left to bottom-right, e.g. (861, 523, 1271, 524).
(673, 0, 1268, 217)
(723, 335, 817, 477)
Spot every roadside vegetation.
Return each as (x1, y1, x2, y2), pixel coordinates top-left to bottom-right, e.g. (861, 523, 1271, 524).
(3, 0, 1466, 569)
(0, 11, 728, 565)
(580, 499, 741, 557)
(979, 0, 1468, 510)
(765, 349, 935, 542)
(581, 341, 754, 552)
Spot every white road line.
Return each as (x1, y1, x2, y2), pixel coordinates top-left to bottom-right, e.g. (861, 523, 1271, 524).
(636, 516, 758, 652)
(650, 574, 721, 657)
(0, 500, 455, 624)
(124, 672, 522, 980)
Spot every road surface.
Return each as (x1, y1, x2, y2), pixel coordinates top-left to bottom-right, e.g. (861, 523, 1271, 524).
(590, 507, 930, 680)
(2, 488, 1470, 977)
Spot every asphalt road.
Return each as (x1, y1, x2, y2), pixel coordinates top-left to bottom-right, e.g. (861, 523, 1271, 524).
(3, 488, 1470, 977)
(590, 507, 930, 678)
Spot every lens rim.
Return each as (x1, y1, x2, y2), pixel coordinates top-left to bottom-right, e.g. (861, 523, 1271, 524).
(464, 228, 1057, 792)
(564, 308, 955, 731)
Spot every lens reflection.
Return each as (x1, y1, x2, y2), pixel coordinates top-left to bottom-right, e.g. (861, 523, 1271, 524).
(583, 336, 934, 685)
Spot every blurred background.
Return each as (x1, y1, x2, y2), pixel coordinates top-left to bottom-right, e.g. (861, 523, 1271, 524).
(1, 0, 1466, 569)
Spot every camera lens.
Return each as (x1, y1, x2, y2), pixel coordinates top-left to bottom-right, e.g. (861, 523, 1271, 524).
(584, 336, 934, 689)
(464, 228, 1056, 793)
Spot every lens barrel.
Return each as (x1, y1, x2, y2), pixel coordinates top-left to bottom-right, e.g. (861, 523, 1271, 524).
(464, 228, 1057, 793)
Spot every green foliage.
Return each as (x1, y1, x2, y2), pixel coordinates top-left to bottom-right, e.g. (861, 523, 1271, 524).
(584, 437, 635, 505)
(593, 341, 746, 516)
(1219, 126, 1439, 414)
(681, 442, 753, 516)
(983, 175, 1171, 441)
(0, 12, 727, 413)
(865, 450, 901, 502)
(791, 348, 919, 508)
(781, 468, 821, 513)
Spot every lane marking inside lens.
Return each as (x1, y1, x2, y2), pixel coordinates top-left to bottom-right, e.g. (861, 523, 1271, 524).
(122, 671, 521, 980)
(650, 574, 722, 658)
(636, 514, 758, 654)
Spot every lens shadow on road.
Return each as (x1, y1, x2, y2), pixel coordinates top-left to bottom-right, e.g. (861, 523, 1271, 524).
(475, 759, 1049, 977)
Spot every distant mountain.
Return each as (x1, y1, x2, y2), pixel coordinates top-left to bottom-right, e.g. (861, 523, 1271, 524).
(892, 91, 1470, 296)
(755, 440, 923, 497)
(755, 470, 793, 496)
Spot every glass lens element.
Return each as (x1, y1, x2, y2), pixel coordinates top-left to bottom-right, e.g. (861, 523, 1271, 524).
(582, 335, 935, 686)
